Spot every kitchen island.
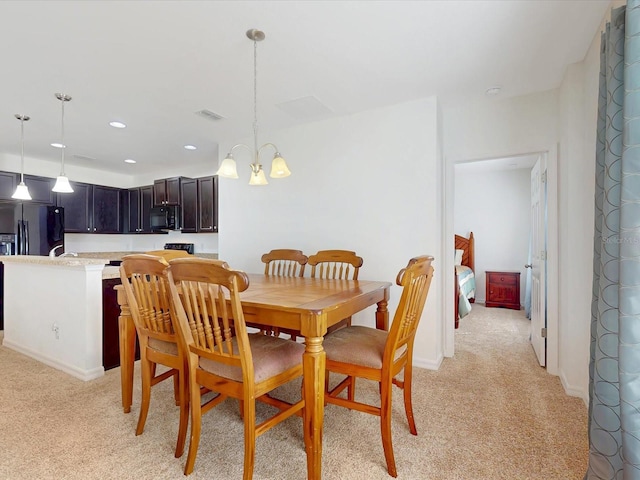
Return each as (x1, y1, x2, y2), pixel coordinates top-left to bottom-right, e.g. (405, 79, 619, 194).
(1, 255, 111, 381)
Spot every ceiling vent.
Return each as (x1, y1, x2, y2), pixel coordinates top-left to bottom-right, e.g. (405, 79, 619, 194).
(72, 154, 97, 162)
(195, 109, 225, 122)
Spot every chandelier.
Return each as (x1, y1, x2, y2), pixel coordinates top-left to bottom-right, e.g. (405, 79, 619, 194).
(216, 29, 291, 186)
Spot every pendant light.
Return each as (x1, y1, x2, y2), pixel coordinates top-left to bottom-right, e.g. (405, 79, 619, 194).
(216, 28, 291, 185)
(52, 93, 73, 193)
(11, 114, 32, 200)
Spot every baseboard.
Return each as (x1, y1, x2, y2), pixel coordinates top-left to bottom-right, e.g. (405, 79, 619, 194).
(559, 369, 589, 406)
(413, 353, 444, 370)
(2, 340, 104, 381)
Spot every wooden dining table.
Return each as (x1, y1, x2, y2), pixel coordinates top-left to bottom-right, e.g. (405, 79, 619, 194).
(116, 273, 391, 480)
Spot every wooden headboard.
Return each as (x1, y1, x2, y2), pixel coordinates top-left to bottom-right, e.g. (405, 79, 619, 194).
(454, 231, 475, 272)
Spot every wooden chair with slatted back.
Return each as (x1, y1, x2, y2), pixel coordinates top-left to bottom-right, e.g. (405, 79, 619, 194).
(307, 249, 364, 333)
(323, 255, 435, 478)
(259, 249, 309, 339)
(165, 257, 305, 478)
(261, 248, 308, 277)
(119, 254, 189, 458)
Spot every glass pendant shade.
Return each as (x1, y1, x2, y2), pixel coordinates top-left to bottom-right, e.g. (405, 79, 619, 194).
(12, 181, 31, 200)
(270, 154, 291, 178)
(52, 175, 73, 193)
(248, 167, 268, 186)
(12, 114, 32, 200)
(216, 155, 239, 179)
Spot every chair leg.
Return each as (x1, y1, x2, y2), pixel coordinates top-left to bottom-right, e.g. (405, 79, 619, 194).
(136, 356, 152, 436)
(403, 364, 417, 435)
(348, 376, 356, 402)
(184, 372, 202, 475)
(380, 379, 397, 478)
(242, 398, 257, 480)
(173, 369, 180, 406)
(174, 366, 189, 458)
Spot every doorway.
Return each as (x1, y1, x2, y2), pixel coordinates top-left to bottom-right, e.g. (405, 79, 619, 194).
(444, 148, 558, 375)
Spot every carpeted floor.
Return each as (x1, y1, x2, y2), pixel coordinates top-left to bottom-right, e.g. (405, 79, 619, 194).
(0, 305, 587, 479)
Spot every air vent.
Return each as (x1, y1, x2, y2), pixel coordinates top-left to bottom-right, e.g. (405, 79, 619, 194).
(195, 109, 225, 122)
(72, 154, 97, 162)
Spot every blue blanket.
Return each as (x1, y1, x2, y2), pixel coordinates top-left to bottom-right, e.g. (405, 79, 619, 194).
(456, 265, 475, 318)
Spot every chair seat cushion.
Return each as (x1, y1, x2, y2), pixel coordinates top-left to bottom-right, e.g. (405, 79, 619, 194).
(148, 337, 179, 355)
(323, 326, 404, 369)
(200, 334, 304, 383)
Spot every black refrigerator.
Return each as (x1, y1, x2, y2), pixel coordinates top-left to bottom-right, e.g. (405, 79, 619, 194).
(0, 203, 64, 256)
(0, 203, 64, 330)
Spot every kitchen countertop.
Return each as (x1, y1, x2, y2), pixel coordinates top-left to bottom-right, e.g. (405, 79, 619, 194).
(1, 252, 219, 280)
(0, 255, 110, 267)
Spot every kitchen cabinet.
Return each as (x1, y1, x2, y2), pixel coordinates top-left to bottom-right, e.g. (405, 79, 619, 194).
(56, 182, 92, 232)
(103, 277, 140, 370)
(485, 271, 521, 310)
(0, 172, 54, 204)
(24, 175, 55, 204)
(57, 182, 121, 233)
(125, 185, 153, 233)
(197, 175, 218, 232)
(0, 172, 17, 200)
(93, 185, 121, 233)
(154, 176, 186, 206)
(180, 178, 198, 233)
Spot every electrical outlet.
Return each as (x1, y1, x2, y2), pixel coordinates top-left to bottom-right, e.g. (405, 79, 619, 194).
(51, 323, 60, 340)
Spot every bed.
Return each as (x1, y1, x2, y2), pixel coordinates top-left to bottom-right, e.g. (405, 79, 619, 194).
(454, 232, 476, 328)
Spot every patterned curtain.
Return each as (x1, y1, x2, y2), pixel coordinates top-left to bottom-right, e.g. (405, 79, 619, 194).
(586, 2, 640, 479)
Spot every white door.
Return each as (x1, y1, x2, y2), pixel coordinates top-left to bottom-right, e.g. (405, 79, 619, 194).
(529, 154, 546, 366)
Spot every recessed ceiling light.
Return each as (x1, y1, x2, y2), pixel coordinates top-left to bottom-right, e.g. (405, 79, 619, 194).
(50, 142, 65, 149)
(184, 145, 197, 150)
(109, 121, 126, 128)
(124, 159, 136, 164)
(485, 86, 502, 96)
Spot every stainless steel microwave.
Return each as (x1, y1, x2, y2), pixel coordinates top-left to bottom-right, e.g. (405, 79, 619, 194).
(150, 205, 181, 231)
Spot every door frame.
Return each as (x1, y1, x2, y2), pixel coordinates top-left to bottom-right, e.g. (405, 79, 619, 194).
(443, 146, 559, 376)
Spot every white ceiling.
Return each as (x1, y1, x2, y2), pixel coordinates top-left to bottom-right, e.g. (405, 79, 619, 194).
(0, 0, 610, 177)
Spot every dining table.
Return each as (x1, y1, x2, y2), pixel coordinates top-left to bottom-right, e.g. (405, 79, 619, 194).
(116, 273, 391, 480)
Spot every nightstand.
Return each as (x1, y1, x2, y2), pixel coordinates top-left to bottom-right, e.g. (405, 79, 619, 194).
(485, 271, 521, 310)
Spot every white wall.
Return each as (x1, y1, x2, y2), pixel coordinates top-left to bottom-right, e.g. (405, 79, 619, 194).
(555, 9, 605, 402)
(218, 97, 446, 369)
(454, 167, 531, 304)
(65, 231, 219, 255)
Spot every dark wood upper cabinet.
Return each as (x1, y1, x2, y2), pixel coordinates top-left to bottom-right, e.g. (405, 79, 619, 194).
(92, 185, 121, 233)
(154, 177, 185, 206)
(0, 172, 17, 200)
(124, 185, 153, 233)
(56, 182, 92, 233)
(57, 182, 121, 233)
(180, 178, 198, 233)
(197, 176, 218, 232)
(0, 169, 217, 235)
(24, 175, 55, 204)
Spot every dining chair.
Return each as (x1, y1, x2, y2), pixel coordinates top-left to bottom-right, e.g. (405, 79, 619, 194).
(261, 248, 308, 277)
(307, 249, 364, 334)
(323, 255, 434, 478)
(119, 254, 189, 458)
(165, 257, 306, 478)
(259, 249, 309, 340)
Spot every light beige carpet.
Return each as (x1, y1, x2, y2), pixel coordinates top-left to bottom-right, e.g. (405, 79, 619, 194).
(0, 305, 587, 479)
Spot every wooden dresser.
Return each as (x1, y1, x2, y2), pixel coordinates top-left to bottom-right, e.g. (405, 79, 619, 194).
(485, 271, 521, 310)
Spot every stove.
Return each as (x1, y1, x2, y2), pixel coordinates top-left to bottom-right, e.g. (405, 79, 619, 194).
(164, 242, 195, 254)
